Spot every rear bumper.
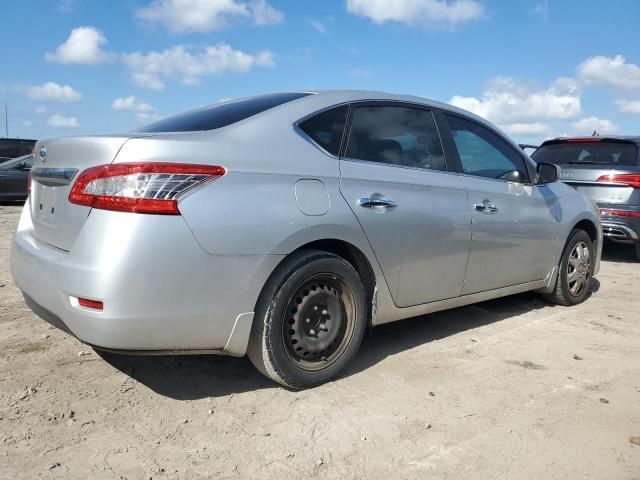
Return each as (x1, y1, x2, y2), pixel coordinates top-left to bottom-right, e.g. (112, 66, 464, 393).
(598, 205, 640, 243)
(10, 204, 283, 355)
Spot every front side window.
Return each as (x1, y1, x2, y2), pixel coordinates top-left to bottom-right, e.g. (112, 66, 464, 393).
(345, 105, 446, 171)
(298, 105, 348, 156)
(0, 155, 32, 170)
(446, 114, 529, 183)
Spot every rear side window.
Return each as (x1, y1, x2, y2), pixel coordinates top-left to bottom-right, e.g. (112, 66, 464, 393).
(138, 92, 311, 133)
(446, 114, 529, 183)
(532, 142, 639, 166)
(345, 105, 447, 171)
(298, 106, 348, 156)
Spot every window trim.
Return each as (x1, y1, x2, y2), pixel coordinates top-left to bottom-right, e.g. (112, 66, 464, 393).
(339, 100, 453, 174)
(439, 111, 536, 185)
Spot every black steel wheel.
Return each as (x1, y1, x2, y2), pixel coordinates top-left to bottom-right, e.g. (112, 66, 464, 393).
(247, 250, 367, 389)
(282, 273, 356, 372)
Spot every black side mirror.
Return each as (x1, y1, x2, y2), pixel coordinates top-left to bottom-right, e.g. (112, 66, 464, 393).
(536, 162, 560, 184)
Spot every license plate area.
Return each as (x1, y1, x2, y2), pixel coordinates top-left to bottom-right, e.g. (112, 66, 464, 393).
(32, 184, 61, 225)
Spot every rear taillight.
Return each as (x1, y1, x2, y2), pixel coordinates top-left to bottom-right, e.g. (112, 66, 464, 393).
(599, 208, 640, 218)
(596, 173, 640, 189)
(68, 163, 225, 215)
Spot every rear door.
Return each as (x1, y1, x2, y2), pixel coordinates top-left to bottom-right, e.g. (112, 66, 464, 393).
(338, 102, 471, 307)
(440, 113, 558, 294)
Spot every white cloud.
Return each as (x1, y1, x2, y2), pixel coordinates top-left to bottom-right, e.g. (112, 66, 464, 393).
(533, 0, 548, 21)
(251, 0, 284, 25)
(23, 120, 33, 128)
(615, 99, 640, 114)
(349, 68, 374, 79)
(26, 82, 82, 102)
(45, 26, 114, 65)
(112, 96, 159, 121)
(309, 18, 327, 33)
(450, 76, 581, 125)
(577, 55, 640, 91)
(346, 0, 485, 26)
(36, 106, 47, 114)
(572, 116, 618, 135)
(136, 0, 283, 33)
(500, 122, 550, 137)
(122, 44, 275, 90)
(57, 0, 75, 13)
(48, 114, 79, 128)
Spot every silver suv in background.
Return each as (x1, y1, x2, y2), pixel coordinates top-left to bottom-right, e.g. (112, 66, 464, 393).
(532, 137, 640, 260)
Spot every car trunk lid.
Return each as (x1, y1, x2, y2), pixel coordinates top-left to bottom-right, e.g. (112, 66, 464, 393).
(30, 135, 133, 251)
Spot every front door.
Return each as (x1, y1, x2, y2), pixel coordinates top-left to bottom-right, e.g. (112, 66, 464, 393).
(339, 103, 471, 307)
(442, 113, 558, 294)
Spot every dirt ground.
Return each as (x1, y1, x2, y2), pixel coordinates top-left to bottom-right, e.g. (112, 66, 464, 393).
(0, 203, 639, 479)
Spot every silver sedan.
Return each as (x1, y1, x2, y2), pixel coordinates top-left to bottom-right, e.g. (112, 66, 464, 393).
(11, 91, 602, 388)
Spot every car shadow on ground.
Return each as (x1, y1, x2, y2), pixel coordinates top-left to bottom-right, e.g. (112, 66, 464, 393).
(101, 281, 604, 400)
(601, 241, 638, 263)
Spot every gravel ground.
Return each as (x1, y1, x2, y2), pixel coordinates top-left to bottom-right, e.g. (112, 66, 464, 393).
(1, 203, 639, 479)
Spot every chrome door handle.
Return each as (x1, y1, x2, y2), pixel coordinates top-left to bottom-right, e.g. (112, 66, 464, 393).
(358, 197, 397, 210)
(474, 201, 498, 213)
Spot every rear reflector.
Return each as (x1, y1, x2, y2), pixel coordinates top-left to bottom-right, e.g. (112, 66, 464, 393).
(599, 208, 640, 219)
(596, 173, 640, 189)
(78, 298, 104, 310)
(69, 163, 225, 215)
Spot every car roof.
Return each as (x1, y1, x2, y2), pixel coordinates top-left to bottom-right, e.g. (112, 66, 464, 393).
(0, 138, 37, 143)
(540, 135, 640, 145)
(301, 89, 487, 121)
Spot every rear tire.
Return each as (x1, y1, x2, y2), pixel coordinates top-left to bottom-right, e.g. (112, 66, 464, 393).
(544, 229, 594, 306)
(635, 242, 640, 261)
(247, 249, 367, 389)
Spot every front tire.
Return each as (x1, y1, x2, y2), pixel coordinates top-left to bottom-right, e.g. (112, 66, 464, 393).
(247, 250, 367, 389)
(544, 229, 594, 306)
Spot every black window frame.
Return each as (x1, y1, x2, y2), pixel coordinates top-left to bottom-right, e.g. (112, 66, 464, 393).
(339, 100, 452, 173)
(436, 111, 536, 185)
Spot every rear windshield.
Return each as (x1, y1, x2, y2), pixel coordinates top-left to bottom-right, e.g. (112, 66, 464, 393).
(137, 92, 311, 133)
(532, 141, 639, 166)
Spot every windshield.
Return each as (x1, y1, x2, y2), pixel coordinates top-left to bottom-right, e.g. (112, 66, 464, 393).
(137, 92, 311, 133)
(532, 142, 638, 166)
(0, 155, 33, 170)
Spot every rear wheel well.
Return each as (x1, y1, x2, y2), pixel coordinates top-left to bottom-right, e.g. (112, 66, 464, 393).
(292, 240, 377, 327)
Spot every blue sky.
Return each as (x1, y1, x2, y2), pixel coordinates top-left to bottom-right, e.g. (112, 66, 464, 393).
(1, 0, 639, 144)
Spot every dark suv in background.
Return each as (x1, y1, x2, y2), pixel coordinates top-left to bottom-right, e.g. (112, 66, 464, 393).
(532, 137, 640, 260)
(0, 138, 37, 164)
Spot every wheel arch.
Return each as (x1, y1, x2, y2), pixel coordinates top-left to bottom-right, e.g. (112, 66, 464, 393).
(257, 238, 379, 328)
(572, 218, 598, 245)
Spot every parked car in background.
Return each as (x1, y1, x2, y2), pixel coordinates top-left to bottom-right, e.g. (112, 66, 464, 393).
(0, 154, 33, 201)
(532, 137, 640, 260)
(11, 91, 602, 388)
(0, 138, 36, 160)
